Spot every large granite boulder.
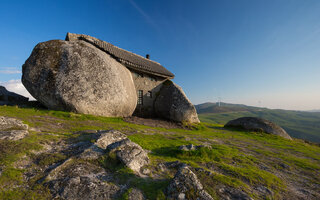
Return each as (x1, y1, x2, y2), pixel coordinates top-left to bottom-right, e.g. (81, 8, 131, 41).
(22, 40, 137, 117)
(154, 81, 200, 123)
(0, 86, 29, 105)
(225, 117, 292, 140)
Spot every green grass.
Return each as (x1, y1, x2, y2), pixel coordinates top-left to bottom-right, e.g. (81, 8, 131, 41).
(0, 105, 320, 199)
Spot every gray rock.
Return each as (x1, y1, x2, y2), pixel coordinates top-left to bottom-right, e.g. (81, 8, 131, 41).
(78, 145, 104, 160)
(155, 81, 200, 123)
(95, 130, 128, 149)
(167, 165, 213, 200)
(225, 117, 292, 140)
(179, 144, 197, 151)
(179, 144, 212, 151)
(49, 175, 119, 200)
(78, 130, 127, 160)
(108, 139, 149, 174)
(22, 39, 137, 117)
(0, 116, 29, 140)
(0, 85, 29, 105)
(218, 186, 253, 200)
(45, 159, 119, 199)
(128, 188, 145, 200)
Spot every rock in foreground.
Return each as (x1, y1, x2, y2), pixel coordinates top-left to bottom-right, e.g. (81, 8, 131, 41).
(167, 165, 213, 200)
(155, 81, 200, 123)
(22, 40, 137, 117)
(0, 116, 29, 140)
(225, 117, 292, 140)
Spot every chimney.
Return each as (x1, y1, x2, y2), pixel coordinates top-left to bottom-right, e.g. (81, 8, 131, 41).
(146, 54, 150, 59)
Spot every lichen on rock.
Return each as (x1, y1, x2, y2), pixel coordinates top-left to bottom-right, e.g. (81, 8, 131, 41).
(22, 40, 137, 117)
(0, 116, 29, 140)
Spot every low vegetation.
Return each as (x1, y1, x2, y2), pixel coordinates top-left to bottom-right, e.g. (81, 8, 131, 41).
(196, 102, 320, 143)
(0, 105, 320, 199)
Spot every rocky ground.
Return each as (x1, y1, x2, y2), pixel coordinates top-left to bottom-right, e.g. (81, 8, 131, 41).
(0, 106, 320, 199)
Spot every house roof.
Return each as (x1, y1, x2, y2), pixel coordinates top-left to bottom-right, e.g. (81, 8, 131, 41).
(65, 33, 174, 78)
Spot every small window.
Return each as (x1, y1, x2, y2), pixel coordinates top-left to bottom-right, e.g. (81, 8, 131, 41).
(137, 90, 143, 105)
(147, 91, 152, 98)
(133, 72, 143, 78)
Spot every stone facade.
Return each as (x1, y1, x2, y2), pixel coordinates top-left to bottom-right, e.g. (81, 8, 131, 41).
(129, 69, 167, 117)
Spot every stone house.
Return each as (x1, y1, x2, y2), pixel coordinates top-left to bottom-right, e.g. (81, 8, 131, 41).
(66, 33, 175, 118)
(22, 33, 199, 123)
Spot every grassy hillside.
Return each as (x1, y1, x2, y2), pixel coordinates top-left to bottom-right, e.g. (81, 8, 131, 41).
(0, 105, 319, 199)
(196, 103, 320, 143)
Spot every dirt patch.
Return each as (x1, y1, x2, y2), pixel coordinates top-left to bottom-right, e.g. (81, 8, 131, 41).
(124, 116, 185, 129)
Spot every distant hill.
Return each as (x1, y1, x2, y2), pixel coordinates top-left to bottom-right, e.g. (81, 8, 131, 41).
(196, 102, 320, 143)
(307, 109, 320, 113)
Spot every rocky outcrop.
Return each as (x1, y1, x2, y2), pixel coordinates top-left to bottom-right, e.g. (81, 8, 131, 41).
(225, 117, 292, 140)
(107, 138, 149, 174)
(46, 161, 119, 200)
(167, 165, 213, 200)
(0, 86, 29, 105)
(22, 40, 137, 117)
(155, 81, 200, 123)
(45, 130, 150, 198)
(95, 130, 128, 149)
(0, 116, 29, 140)
(77, 130, 149, 173)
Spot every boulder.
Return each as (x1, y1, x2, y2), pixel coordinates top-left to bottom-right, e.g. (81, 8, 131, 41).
(0, 116, 29, 140)
(154, 81, 200, 123)
(77, 130, 149, 173)
(78, 130, 127, 160)
(0, 86, 29, 105)
(95, 130, 127, 149)
(108, 139, 149, 174)
(22, 40, 137, 117)
(167, 165, 213, 200)
(225, 117, 292, 140)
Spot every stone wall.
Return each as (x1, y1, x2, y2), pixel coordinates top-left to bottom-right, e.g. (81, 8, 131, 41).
(129, 69, 167, 117)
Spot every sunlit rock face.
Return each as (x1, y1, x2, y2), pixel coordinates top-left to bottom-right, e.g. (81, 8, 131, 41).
(22, 40, 137, 117)
(155, 81, 200, 123)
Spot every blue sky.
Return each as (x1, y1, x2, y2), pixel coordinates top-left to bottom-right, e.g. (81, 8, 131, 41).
(0, 0, 319, 110)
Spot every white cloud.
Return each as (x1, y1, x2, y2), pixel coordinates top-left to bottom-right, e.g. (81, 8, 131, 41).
(0, 79, 35, 100)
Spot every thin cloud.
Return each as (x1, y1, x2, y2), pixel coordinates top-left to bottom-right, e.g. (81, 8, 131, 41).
(0, 70, 21, 74)
(128, 0, 160, 31)
(0, 67, 21, 74)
